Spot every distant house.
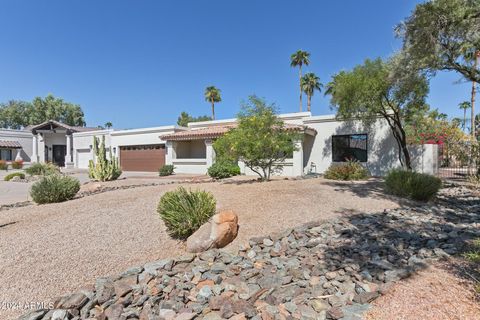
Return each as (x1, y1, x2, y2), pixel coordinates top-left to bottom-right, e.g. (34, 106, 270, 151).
(0, 112, 438, 176)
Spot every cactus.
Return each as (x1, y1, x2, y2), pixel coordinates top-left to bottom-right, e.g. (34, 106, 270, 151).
(88, 136, 122, 181)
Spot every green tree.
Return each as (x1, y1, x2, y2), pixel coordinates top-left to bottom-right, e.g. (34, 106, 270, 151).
(397, 0, 480, 83)
(326, 57, 430, 170)
(458, 101, 472, 131)
(204, 86, 221, 120)
(290, 50, 311, 112)
(104, 122, 113, 129)
(0, 95, 85, 129)
(0, 100, 32, 129)
(301, 72, 322, 112)
(176, 111, 212, 127)
(213, 96, 299, 181)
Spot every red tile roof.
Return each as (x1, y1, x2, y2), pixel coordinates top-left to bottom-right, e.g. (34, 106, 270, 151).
(0, 140, 22, 148)
(161, 124, 316, 141)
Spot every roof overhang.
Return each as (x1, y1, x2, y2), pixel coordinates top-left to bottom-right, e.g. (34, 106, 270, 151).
(0, 140, 22, 148)
(161, 124, 316, 141)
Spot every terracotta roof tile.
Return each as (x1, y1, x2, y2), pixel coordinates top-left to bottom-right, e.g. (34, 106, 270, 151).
(0, 140, 22, 148)
(161, 123, 316, 141)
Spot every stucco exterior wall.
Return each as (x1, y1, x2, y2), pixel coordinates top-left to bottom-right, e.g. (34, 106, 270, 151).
(175, 140, 206, 159)
(0, 129, 33, 162)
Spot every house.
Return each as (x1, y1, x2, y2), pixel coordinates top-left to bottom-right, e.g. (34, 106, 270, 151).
(0, 112, 438, 176)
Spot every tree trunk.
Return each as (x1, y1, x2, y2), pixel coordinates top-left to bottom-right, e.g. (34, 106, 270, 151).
(464, 108, 467, 131)
(307, 94, 311, 112)
(299, 66, 303, 112)
(472, 51, 478, 139)
(211, 99, 215, 120)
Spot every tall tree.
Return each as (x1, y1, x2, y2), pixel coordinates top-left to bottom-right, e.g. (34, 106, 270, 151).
(104, 122, 113, 129)
(0, 94, 85, 129)
(290, 50, 311, 112)
(204, 86, 222, 120)
(397, 0, 480, 138)
(326, 57, 430, 170)
(301, 73, 322, 112)
(177, 111, 211, 127)
(458, 101, 471, 131)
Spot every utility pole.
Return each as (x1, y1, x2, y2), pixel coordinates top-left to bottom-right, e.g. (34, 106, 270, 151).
(471, 50, 480, 140)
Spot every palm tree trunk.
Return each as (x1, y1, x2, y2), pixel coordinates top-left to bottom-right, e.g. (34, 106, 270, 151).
(464, 108, 467, 131)
(472, 51, 478, 139)
(307, 94, 311, 112)
(299, 66, 302, 112)
(211, 99, 215, 120)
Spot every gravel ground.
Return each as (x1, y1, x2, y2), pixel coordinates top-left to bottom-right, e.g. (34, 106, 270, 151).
(365, 262, 480, 320)
(0, 178, 399, 319)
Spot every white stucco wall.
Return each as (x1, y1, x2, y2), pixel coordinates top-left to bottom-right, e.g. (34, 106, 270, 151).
(172, 159, 208, 174)
(239, 159, 294, 177)
(0, 129, 33, 162)
(302, 116, 437, 176)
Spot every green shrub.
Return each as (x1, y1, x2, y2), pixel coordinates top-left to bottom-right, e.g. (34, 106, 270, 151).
(25, 163, 60, 176)
(207, 160, 241, 179)
(0, 160, 7, 170)
(385, 169, 442, 201)
(4, 172, 25, 181)
(11, 160, 23, 169)
(159, 165, 175, 176)
(30, 175, 80, 204)
(324, 160, 369, 181)
(157, 187, 216, 239)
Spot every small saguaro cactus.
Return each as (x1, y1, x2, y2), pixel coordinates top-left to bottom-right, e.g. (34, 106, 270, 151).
(88, 135, 122, 181)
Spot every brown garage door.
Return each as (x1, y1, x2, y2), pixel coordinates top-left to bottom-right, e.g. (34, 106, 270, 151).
(120, 144, 166, 172)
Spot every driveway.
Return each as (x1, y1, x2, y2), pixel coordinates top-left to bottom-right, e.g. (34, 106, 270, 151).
(0, 178, 401, 319)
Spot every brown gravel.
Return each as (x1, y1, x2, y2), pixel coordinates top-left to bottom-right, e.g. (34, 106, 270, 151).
(365, 263, 480, 320)
(0, 178, 398, 319)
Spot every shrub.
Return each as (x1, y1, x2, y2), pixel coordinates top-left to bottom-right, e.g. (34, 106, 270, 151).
(11, 160, 23, 169)
(4, 172, 25, 181)
(30, 175, 80, 204)
(157, 187, 216, 239)
(385, 169, 442, 201)
(207, 160, 241, 179)
(324, 160, 369, 181)
(159, 165, 175, 176)
(25, 162, 60, 176)
(0, 160, 7, 170)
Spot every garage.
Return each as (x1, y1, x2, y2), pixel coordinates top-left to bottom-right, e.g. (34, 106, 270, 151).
(76, 149, 92, 169)
(119, 144, 166, 172)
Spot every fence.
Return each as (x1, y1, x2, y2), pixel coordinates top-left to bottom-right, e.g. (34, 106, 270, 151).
(436, 142, 479, 180)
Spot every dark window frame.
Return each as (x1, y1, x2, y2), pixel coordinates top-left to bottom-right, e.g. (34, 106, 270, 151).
(0, 148, 13, 161)
(331, 134, 368, 163)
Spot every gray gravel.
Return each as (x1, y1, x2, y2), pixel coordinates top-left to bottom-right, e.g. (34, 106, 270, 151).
(0, 178, 399, 319)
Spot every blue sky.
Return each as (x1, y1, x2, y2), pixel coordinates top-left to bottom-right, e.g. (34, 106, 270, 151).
(0, 1, 474, 129)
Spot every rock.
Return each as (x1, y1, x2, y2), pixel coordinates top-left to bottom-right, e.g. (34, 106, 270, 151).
(263, 238, 274, 246)
(96, 278, 115, 304)
(17, 310, 47, 320)
(175, 312, 196, 320)
(186, 211, 239, 253)
(55, 292, 88, 309)
(327, 307, 344, 320)
(144, 258, 174, 274)
(203, 311, 223, 320)
(105, 303, 123, 319)
(159, 308, 176, 320)
(310, 299, 329, 312)
(51, 310, 68, 320)
(353, 292, 379, 304)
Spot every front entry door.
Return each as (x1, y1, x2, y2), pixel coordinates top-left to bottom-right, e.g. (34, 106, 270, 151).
(52, 145, 66, 167)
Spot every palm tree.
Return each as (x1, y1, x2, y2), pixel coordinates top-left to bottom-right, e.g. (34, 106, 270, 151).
(301, 73, 323, 112)
(104, 122, 113, 129)
(458, 101, 471, 131)
(290, 50, 310, 112)
(204, 86, 221, 120)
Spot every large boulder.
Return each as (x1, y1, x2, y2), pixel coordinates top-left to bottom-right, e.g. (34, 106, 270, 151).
(186, 210, 239, 253)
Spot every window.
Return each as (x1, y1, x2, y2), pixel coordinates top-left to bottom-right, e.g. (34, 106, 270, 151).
(0, 149, 12, 161)
(332, 134, 367, 162)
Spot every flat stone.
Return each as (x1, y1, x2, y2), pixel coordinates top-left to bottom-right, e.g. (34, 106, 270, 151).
(105, 303, 123, 319)
(96, 277, 115, 304)
(56, 292, 88, 309)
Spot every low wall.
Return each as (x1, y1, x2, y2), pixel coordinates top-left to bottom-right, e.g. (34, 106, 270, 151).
(239, 159, 294, 177)
(172, 159, 208, 175)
